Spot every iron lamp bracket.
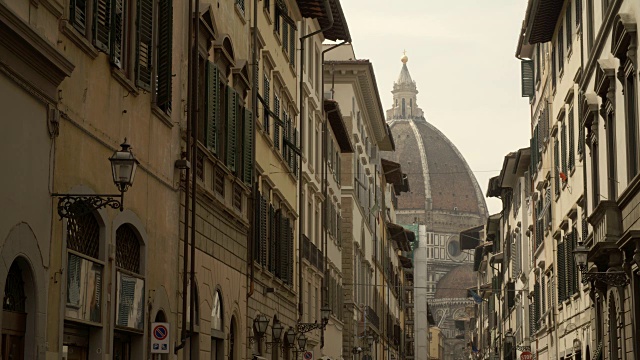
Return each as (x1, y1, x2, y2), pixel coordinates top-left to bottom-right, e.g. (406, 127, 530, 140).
(52, 193, 124, 219)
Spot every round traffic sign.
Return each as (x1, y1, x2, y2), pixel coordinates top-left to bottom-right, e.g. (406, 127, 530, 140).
(154, 325, 168, 340)
(303, 351, 313, 360)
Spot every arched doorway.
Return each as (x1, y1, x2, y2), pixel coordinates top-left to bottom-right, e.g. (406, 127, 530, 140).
(2, 258, 35, 360)
(211, 290, 224, 360)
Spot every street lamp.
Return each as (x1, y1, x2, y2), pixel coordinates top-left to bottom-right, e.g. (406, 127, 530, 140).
(297, 306, 331, 333)
(249, 314, 270, 344)
(504, 329, 515, 346)
(297, 333, 307, 350)
(285, 328, 296, 345)
(53, 139, 139, 219)
(573, 242, 629, 286)
(272, 321, 284, 341)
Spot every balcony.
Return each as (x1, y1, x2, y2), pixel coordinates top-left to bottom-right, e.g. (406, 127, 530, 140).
(587, 200, 622, 262)
(302, 235, 324, 271)
(366, 306, 380, 329)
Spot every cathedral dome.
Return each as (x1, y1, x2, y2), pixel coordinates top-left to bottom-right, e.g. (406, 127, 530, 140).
(433, 265, 475, 299)
(387, 119, 488, 217)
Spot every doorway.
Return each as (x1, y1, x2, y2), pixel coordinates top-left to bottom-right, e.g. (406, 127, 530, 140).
(2, 261, 29, 360)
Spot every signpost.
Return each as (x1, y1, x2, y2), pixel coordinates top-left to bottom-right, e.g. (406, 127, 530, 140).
(151, 322, 170, 354)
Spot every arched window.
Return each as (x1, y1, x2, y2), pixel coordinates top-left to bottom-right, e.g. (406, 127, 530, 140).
(114, 224, 145, 359)
(229, 317, 237, 360)
(211, 290, 223, 332)
(64, 208, 102, 359)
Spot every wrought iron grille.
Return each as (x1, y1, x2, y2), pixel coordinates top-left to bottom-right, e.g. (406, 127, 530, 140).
(3, 262, 25, 312)
(67, 207, 100, 258)
(116, 225, 141, 273)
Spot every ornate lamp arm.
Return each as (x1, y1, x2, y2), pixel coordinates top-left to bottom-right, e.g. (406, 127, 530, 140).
(52, 193, 124, 219)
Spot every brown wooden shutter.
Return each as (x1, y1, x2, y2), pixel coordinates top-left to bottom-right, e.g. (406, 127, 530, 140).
(93, 0, 112, 52)
(110, 0, 124, 67)
(70, 0, 89, 34)
(156, 0, 173, 113)
(135, 0, 153, 90)
(268, 205, 276, 270)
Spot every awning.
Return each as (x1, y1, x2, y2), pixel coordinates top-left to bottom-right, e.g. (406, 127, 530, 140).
(486, 176, 501, 198)
(381, 158, 409, 192)
(324, 99, 353, 153)
(460, 225, 483, 250)
(399, 255, 412, 269)
(387, 223, 414, 252)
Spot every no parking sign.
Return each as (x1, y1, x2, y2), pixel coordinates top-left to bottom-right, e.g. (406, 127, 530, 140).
(151, 323, 170, 354)
(303, 352, 313, 360)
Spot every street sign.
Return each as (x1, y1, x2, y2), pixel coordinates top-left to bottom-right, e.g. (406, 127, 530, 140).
(520, 351, 533, 360)
(151, 322, 170, 354)
(303, 351, 313, 360)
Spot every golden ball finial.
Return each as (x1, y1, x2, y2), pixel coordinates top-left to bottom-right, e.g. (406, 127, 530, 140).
(401, 50, 408, 63)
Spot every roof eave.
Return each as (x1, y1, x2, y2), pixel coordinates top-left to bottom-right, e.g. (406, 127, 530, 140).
(524, 0, 563, 44)
(324, 99, 354, 153)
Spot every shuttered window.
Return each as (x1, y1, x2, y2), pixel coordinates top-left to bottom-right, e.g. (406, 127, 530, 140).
(568, 229, 578, 296)
(554, 137, 560, 195)
(70, 0, 89, 34)
(521, 60, 535, 97)
(576, 0, 581, 27)
(558, 25, 564, 74)
(289, 26, 295, 67)
(205, 62, 219, 153)
(93, 0, 112, 51)
(533, 282, 541, 330)
(562, 119, 568, 174)
(256, 193, 267, 266)
(226, 87, 238, 172)
(136, 0, 153, 90)
(558, 240, 566, 302)
(274, 96, 280, 149)
(569, 107, 575, 170)
(155, 0, 173, 113)
(269, 205, 277, 272)
(566, 2, 572, 52)
(243, 109, 254, 185)
(110, 0, 125, 68)
(235, 0, 245, 13)
(551, 45, 557, 89)
(263, 74, 270, 133)
(282, 21, 289, 54)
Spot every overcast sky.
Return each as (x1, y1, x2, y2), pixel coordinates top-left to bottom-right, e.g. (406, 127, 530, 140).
(339, 0, 531, 214)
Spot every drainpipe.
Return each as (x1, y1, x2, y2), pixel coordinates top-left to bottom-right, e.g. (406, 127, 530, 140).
(247, 0, 260, 301)
(176, 0, 195, 353)
(298, 0, 334, 322)
(189, 0, 201, 357)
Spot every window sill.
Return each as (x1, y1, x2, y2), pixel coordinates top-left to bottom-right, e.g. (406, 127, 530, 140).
(570, 166, 576, 176)
(234, 5, 247, 25)
(111, 68, 139, 97)
(151, 105, 174, 128)
(263, 7, 272, 25)
(60, 20, 98, 59)
(274, 32, 282, 46)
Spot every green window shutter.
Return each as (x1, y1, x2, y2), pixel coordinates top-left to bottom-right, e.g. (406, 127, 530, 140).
(109, 0, 124, 67)
(205, 62, 219, 153)
(551, 46, 557, 89)
(521, 60, 535, 97)
(70, 0, 89, 34)
(259, 195, 268, 266)
(554, 137, 560, 195)
(561, 121, 568, 173)
(156, 0, 173, 113)
(557, 240, 566, 302)
(279, 215, 288, 281)
(567, 230, 576, 295)
(529, 303, 536, 335)
(268, 205, 277, 270)
(281, 113, 288, 157)
(263, 75, 270, 133)
(243, 108, 254, 185)
(289, 26, 295, 67)
(135, 0, 153, 91)
(226, 87, 238, 172)
(293, 128, 299, 177)
(274, 96, 280, 149)
(93, 0, 112, 52)
(283, 22, 289, 53)
(569, 108, 575, 169)
(533, 282, 540, 328)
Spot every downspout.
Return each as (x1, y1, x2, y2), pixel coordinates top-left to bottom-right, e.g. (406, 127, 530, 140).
(247, 0, 260, 301)
(298, 0, 334, 321)
(189, 0, 200, 357)
(176, 0, 194, 353)
(322, 105, 339, 348)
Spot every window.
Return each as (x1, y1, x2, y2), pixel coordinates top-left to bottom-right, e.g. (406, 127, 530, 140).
(154, 0, 173, 113)
(561, 117, 568, 175)
(315, 47, 321, 97)
(558, 25, 564, 75)
(625, 71, 639, 179)
(586, 0, 594, 51)
(568, 106, 575, 170)
(575, 0, 581, 28)
(565, 2, 572, 53)
(263, 73, 271, 133)
(551, 45, 557, 89)
(554, 136, 560, 195)
(235, 0, 244, 13)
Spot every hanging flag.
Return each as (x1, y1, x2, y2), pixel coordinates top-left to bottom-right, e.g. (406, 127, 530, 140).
(468, 289, 483, 304)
